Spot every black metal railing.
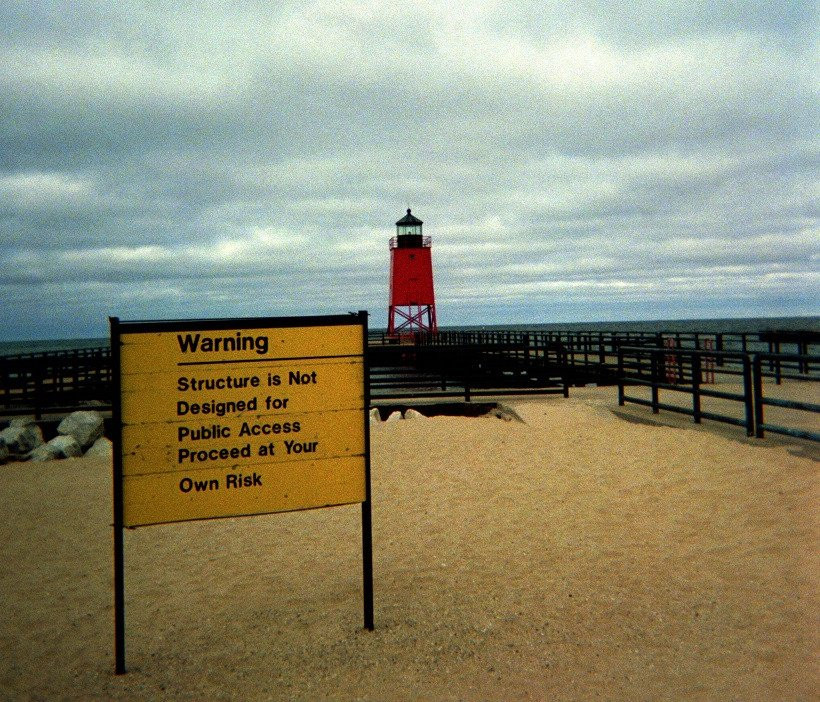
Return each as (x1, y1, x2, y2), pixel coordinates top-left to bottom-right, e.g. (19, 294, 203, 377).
(374, 332, 570, 401)
(618, 346, 819, 442)
(617, 346, 755, 435)
(753, 353, 820, 442)
(2, 328, 817, 421)
(0, 346, 112, 418)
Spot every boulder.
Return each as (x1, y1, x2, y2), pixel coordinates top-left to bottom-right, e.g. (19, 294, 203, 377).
(57, 411, 104, 450)
(369, 408, 381, 425)
(404, 408, 426, 420)
(9, 415, 36, 428)
(0, 441, 8, 465)
(84, 437, 113, 460)
(27, 444, 58, 462)
(0, 424, 45, 457)
(28, 435, 82, 462)
(385, 411, 403, 423)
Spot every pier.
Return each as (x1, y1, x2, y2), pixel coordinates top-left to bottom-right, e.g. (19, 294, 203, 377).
(2, 328, 817, 442)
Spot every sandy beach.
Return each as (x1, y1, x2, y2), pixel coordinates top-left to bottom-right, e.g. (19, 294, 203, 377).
(1, 386, 817, 700)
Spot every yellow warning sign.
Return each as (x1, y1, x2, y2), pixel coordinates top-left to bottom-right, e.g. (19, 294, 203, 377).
(115, 318, 367, 527)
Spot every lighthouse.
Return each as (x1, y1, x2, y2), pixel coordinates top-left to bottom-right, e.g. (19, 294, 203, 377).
(387, 208, 438, 336)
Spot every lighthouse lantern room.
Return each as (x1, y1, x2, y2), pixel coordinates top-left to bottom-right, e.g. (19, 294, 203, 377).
(387, 209, 438, 336)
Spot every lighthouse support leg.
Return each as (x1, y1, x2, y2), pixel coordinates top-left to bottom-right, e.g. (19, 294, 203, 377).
(388, 305, 438, 336)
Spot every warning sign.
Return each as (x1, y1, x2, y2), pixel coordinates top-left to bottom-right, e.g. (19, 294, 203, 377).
(113, 315, 368, 527)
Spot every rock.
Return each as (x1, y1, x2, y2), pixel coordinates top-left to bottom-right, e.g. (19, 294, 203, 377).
(0, 424, 45, 457)
(27, 444, 59, 462)
(369, 408, 381, 425)
(484, 404, 524, 423)
(50, 435, 83, 458)
(385, 411, 403, 422)
(0, 441, 8, 464)
(28, 435, 82, 462)
(84, 437, 113, 460)
(57, 411, 104, 449)
(404, 409, 426, 420)
(9, 416, 36, 428)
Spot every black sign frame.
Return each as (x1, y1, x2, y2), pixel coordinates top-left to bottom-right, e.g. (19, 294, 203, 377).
(109, 311, 373, 675)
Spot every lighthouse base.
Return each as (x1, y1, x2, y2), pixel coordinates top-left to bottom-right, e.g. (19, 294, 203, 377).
(387, 304, 438, 337)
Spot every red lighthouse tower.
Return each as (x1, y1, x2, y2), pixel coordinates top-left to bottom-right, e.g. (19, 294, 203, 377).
(387, 208, 438, 336)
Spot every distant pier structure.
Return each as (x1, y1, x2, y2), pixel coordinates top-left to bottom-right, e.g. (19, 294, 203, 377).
(387, 209, 438, 336)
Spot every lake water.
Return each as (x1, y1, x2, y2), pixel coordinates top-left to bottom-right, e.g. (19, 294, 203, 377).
(0, 337, 110, 356)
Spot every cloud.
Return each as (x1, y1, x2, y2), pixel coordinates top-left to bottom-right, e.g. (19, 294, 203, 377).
(0, 171, 99, 220)
(0, 1, 817, 339)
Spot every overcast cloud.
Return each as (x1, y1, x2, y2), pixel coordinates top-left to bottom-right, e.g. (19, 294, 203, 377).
(1, 1, 817, 339)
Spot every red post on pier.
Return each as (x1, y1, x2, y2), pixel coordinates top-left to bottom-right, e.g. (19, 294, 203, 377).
(664, 336, 680, 385)
(701, 338, 716, 384)
(387, 209, 438, 337)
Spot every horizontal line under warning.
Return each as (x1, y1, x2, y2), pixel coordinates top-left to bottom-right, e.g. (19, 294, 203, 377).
(177, 353, 363, 366)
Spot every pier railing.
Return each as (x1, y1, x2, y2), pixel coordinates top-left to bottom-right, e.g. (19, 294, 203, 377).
(0, 346, 112, 418)
(530, 330, 815, 383)
(386, 328, 816, 383)
(617, 346, 755, 435)
(753, 353, 820, 442)
(2, 330, 817, 435)
(375, 331, 570, 401)
(617, 346, 819, 442)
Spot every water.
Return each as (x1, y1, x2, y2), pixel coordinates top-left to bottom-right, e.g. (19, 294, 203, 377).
(0, 337, 108, 357)
(1, 316, 817, 356)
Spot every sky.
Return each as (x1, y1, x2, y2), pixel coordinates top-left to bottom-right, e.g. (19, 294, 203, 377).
(1, 1, 818, 339)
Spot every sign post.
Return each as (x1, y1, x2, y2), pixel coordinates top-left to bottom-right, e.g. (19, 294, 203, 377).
(110, 313, 372, 674)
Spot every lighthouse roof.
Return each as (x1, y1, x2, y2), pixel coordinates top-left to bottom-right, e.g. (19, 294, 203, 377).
(395, 208, 423, 226)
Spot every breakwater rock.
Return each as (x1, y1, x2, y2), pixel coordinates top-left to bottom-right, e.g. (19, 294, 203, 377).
(0, 411, 108, 464)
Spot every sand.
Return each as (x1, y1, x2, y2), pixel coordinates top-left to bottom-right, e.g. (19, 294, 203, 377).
(1, 386, 817, 701)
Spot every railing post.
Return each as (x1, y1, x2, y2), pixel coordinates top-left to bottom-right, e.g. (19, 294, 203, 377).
(617, 348, 625, 406)
(464, 346, 472, 402)
(743, 355, 755, 437)
(650, 351, 659, 414)
(562, 347, 569, 398)
(691, 353, 701, 423)
(33, 359, 43, 420)
(523, 333, 530, 371)
(72, 349, 80, 405)
(1, 363, 6, 411)
(753, 355, 764, 438)
(774, 341, 782, 385)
